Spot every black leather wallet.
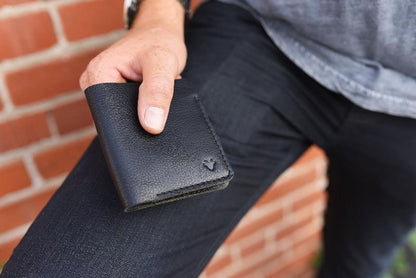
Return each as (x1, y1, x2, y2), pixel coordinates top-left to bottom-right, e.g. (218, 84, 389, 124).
(84, 81, 233, 212)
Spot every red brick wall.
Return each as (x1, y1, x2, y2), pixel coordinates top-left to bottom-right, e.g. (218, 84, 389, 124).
(0, 1, 327, 276)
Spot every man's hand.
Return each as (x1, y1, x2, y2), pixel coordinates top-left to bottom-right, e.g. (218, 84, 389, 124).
(79, 0, 187, 134)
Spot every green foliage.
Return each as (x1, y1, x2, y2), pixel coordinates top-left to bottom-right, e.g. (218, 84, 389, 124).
(383, 229, 416, 278)
(407, 231, 416, 251)
(391, 248, 410, 276)
(312, 248, 323, 269)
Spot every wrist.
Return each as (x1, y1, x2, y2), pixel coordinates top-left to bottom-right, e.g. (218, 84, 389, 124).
(130, 0, 185, 35)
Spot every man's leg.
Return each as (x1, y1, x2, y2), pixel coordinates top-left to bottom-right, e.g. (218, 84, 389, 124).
(1, 3, 313, 277)
(318, 105, 416, 278)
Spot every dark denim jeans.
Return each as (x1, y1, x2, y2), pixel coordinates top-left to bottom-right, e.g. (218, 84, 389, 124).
(3, 2, 416, 278)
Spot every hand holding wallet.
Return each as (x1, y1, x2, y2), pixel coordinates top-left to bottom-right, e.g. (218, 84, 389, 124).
(84, 80, 234, 212)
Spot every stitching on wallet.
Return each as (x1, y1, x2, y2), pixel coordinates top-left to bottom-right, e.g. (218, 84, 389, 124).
(156, 174, 231, 197)
(156, 95, 233, 197)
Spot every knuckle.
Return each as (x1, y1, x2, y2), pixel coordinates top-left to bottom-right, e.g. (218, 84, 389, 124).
(148, 46, 176, 64)
(86, 51, 113, 73)
(146, 80, 173, 101)
(152, 45, 173, 56)
(86, 55, 103, 72)
(148, 81, 171, 95)
(84, 52, 123, 83)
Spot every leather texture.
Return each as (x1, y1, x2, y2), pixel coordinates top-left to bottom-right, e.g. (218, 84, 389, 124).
(84, 80, 233, 212)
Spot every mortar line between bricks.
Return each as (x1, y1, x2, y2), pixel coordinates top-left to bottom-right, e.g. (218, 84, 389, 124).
(41, 174, 67, 190)
(229, 229, 268, 253)
(46, 2, 68, 46)
(270, 178, 327, 212)
(0, 74, 14, 113)
(0, 31, 125, 73)
(230, 245, 241, 265)
(0, 90, 84, 122)
(0, 0, 85, 19)
(22, 153, 43, 188)
(205, 248, 232, 275)
(313, 201, 326, 215)
(263, 201, 322, 238)
(0, 222, 31, 245)
(0, 180, 61, 209)
(292, 157, 328, 176)
(261, 247, 299, 277)
(262, 242, 298, 277)
(236, 236, 294, 278)
(0, 2, 48, 18)
(239, 161, 326, 220)
(261, 197, 325, 238)
(45, 111, 61, 138)
(209, 246, 229, 263)
(246, 238, 293, 274)
(235, 203, 285, 231)
(261, 210, 322, 256)
(293, 234, 322, 257)
(50, 0, 88, 8)
(265, 232, 288, 257)
(290, 220, 322, 243)
(0, 127, 96, 166)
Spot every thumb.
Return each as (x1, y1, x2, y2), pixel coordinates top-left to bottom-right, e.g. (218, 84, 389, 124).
(138, 53, 178, 134)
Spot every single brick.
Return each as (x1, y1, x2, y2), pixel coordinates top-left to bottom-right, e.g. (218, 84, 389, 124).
(6, 48, 101, 105)
(0, 112, 50, 153)
(58, 0, 123, 41)
(51, 98, 93, 135)
(0, 186, 56, 233)
(0, 11, 56, 60)
(34, 135, 93, 179)
(0, 160, 31, 197)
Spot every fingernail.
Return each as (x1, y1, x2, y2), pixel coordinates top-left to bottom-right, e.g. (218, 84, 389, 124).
(144, 106, 165, 131)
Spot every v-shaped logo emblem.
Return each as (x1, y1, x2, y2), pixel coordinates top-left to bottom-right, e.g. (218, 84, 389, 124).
(203, 158, 216, 171)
